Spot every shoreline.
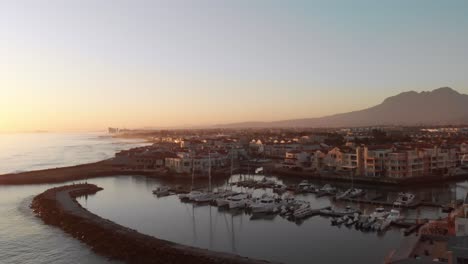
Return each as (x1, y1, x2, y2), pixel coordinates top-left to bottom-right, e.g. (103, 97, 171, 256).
(0, 159, 227, 186)
(30, 184, 273, 264)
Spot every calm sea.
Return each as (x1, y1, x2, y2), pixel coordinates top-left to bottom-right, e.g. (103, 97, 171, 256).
(0, 132, 147, 264)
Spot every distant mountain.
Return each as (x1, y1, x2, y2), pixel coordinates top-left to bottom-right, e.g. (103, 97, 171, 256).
(217, 87, 468, 128)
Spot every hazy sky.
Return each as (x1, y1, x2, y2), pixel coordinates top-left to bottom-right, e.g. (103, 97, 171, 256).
(1, 0, 468, 132)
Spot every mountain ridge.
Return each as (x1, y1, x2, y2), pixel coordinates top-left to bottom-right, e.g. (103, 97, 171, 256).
(215, 87, 468, 128)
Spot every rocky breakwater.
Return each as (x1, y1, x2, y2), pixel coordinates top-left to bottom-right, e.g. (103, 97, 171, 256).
(31, 184, 274, 264)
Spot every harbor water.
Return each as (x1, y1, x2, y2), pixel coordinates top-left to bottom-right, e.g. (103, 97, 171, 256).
(76, 175, 463, 264)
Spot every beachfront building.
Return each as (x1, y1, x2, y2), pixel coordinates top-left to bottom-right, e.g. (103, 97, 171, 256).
(340, 147, 359, 173)
(461, 143, 468, 168)
(180, 139, 206, 151)
(362, 145, 394, 177)
(315, 144, 460, 178)
(281, 150, 311, 169)
(385, 145, 458, 179)
(113, 147, 177, 170)
(264, 142, 301, 157)
(165, 151, 193, 174)
(323, 147, 344, 171)
(385, 150, 424, 178)
(311, 150, 326, 170)
(323, 147, 357, 173)
(164, 151, 229, 174)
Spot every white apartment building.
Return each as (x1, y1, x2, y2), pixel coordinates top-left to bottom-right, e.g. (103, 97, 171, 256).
(165, 151, 228, 174)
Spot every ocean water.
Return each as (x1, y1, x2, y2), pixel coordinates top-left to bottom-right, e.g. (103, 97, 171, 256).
(0, 132, 147, 264)
(0, 132, 146, 174)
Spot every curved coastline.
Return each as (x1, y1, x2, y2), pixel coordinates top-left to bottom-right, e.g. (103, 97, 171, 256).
(0, 160, 231, 185)
(31, 184, 275, 264)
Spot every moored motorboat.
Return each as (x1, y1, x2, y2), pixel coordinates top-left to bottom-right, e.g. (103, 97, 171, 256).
(370, 207, 389, 219)
(228, 193, 251, 209)
(348, 188, 364, 198)
(393, 192, 415, 206)
(187, 190, 206, 201)
(250, 194, 281, 214)
(193, 192, 218, 203)
(297, 180, 314, 192)
(293, 203, 314, 219)
(379, 209, 401, 231)
(152, 186, 170, 197)
(214, 190, 238, 207)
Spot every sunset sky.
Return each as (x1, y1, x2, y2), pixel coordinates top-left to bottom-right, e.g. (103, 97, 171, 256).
(1, 0, 468, 132)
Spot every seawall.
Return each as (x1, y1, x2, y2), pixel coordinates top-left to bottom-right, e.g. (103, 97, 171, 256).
(30, 184, 274, 264)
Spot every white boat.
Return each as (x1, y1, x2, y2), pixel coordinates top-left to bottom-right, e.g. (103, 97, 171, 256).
(335, 215, 348, 225)
(320, 184, 336, 192)
(187, 190, 206, 201)
(387, 209, 401, 221)
(293, 203, 314, 219)
(336, 189, 352, 199)
(282, 193, 296, 204)
(348, 188, 364, 198)
(152, 186, 170, 197)
(394, 193, 415, 206)
(193, 192, 218, 203)
(379, 209, 401, 231)
(214, 191, 238, 207)
(319, 207, 334, 215)
(370, 207, 389, 219)
(228, 193, 250, 209)
(298, 180, 312, 190)
(250, 194, 280, 214)
(345, 214, 359, 226)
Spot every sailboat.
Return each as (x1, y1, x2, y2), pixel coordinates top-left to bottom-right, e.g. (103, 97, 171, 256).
(215, 151, 238, 206)
(193, 152, 219, 203)
(337, 170, 363, 199)
(179, 157, 200, 201)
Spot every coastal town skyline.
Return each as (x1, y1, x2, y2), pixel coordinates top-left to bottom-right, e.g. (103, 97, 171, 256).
(2, 0, 468, 132)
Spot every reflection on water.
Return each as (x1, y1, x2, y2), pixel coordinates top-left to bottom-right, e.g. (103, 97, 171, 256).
(77, 175, 468, 264)
(0, 183, 119, 264)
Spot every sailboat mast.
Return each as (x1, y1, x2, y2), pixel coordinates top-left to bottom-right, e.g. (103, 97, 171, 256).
(191, 157, 195, 191)
(230, 150, 234, 176)
(208, 152, 212, 192)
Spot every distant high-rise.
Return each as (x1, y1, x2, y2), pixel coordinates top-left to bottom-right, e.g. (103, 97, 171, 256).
(108, 127, 119, 134)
